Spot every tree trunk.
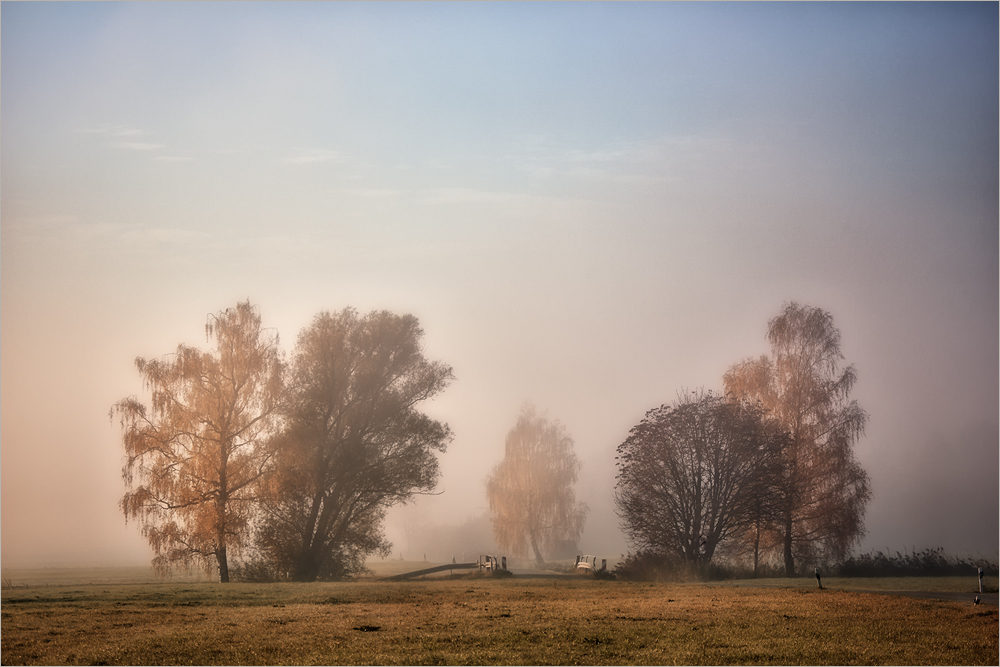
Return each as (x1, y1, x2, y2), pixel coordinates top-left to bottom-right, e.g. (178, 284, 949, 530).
(292, 547, 322, 582)
(215, 495, 230, 583)
(783, 509, 795, 576)
(752, 519, 761, 578)
(218, 546, 230, 583)
(218, 438, 230, 583)
(783, 452, 797, 577)
(529, 532, 544, 566)
(703, 538, 717, 566)
(293, 563, 318, 582)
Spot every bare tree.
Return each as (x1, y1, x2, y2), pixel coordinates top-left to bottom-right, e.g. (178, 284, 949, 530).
(724, 302, 871, 575)
(614, 391, 784, 567)
(111, 302, 283, 582)
(255, 309, 453, 581)
(486, 405, 588, 566)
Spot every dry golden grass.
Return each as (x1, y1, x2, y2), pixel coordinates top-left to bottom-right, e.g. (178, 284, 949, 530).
(2, 577, 996, 665)
(706, 575, 999, 593)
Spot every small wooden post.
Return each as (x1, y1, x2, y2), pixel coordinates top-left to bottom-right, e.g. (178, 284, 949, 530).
(979, 567, 984, 593)
(601, 559, 607, 572)
(815, 568, 823, 589)
(502, 556, 507, 571)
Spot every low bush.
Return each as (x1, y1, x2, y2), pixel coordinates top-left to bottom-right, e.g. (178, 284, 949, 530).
(613, 552, 723, 582)
(230, 558, 285, 583)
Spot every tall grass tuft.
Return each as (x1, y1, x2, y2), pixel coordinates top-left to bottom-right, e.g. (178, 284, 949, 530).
(613, 547, 999, 582)
(836, 548, 998, 578)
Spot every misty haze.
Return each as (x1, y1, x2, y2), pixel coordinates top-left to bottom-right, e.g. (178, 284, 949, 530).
(2, 0, 996, 597)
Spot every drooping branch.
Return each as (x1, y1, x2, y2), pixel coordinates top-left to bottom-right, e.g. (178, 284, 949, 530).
(111, 301, 283, 581)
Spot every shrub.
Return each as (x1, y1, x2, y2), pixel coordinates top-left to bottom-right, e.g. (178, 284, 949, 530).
(613, 552, 721, 582)
(230, 558, 284, 583)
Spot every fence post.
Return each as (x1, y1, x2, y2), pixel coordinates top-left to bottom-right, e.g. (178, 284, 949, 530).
(979, 567, 984, 593)
(815, 568, 823, 589)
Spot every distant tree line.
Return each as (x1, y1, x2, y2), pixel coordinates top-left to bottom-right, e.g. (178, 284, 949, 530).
(112, 302, 452, 582)
(113, 299, 876, 582)
(614, 302, 872, 577)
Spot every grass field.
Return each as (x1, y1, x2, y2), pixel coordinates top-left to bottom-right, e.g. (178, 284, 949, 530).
(1, 567, 996, 665)
(707, 575, 998, 594)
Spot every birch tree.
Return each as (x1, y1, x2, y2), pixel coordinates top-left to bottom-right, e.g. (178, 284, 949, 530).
(111, 302, 283, 582)
(724, 302, 871, 575)
(486, 405, 588, 565)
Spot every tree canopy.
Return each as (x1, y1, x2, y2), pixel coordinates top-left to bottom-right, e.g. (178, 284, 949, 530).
(724, 302, 871, 575)
(486, 405, 588, 565)
(615, 391, 784, 567)
(113, 303, 452, 582)
(111, 302, 283, 582)
(112, 299, 870, 581)
(254, 308, 453, 581)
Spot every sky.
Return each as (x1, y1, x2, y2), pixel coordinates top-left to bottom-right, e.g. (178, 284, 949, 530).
(2, 1, 997, 568)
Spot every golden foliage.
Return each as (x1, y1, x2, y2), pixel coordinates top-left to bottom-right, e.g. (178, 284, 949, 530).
(111, 301, 283, 580)
(486, 405, 588, 563)
(723, 302, 871, 574)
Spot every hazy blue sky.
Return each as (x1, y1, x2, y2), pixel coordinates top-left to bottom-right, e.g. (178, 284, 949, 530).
(2, 2, 997, 567)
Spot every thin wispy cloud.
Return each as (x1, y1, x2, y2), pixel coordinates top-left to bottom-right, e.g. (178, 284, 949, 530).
(78, 124, 144, 137)
(131, 227, 212, 244)
(282, 149, 345, 164)
(113, 142, 165, 151)
(508, 133, 739, 185)
(6, 213, 211, 249)
(154, 156, 195, 162)
(339, 188, 402, 199)
(78, 125, 170, 152)
(21, 213, 81, 227)
(417, 187, 584, 210)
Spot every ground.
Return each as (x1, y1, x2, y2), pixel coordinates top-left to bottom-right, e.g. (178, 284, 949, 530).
(1, 566, 996, 665)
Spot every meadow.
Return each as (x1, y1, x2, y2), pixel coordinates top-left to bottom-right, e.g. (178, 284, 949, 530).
(1, 564, 996, 665)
